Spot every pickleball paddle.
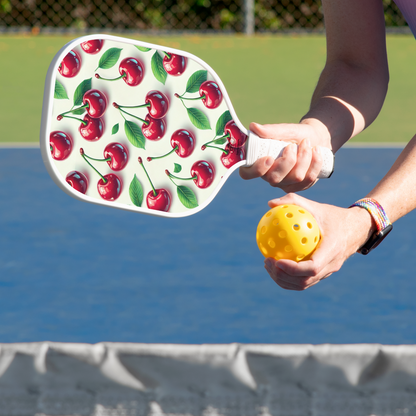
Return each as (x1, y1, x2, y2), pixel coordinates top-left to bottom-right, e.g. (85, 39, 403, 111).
(40, 34, 334, 218)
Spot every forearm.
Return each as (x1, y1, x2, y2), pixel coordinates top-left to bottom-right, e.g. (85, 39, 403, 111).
(300, 0, 389, 152)
(301, 61, 389, 152)
(367, 136, 416, 223)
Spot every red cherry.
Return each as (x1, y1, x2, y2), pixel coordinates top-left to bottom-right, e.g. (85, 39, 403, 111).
(170, 129, 195, 158)
(50, 131, 72, 160)
(190, 160, 215, 188)
(145, 91, 169, 118)
(221, 144, 245, 169)
(83, 89, 107, 118)
(103, 143, 128, 171)
(163, 53, 187, 76)
(199, 81, 222, 109)
(224, 120, 247, 148)
(59, 50, 81, 78)
(142, 114, 166, 141)
(66, 171, 88, 194)
(146, 189, 171, 212)
(79, 115, 104, 141)
(97, 174, 122, 201)
(80, 39, 104, 54)
(119, 58, 144, 86)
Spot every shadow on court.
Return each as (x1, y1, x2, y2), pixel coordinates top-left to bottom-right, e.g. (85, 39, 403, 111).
(0, 147, 415, 344)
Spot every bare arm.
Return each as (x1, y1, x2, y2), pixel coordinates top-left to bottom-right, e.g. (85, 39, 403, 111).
(240, 0, 389, 188)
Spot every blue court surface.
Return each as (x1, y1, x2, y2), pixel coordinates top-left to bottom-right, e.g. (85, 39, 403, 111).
(0, 146, 415, 344)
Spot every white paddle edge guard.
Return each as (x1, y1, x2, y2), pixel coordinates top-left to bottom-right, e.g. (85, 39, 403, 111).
(40, 34, 249, 219)
(246, 131, 334, 179)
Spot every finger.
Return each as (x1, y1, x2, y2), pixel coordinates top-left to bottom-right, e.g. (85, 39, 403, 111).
(265, 260, 318, 291)
(239, 156, 274, 180)
(261, 143, 298, 186)
(275, 139, 314, 192)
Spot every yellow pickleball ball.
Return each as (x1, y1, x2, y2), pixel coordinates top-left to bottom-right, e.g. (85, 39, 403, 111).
(256, 204, 321, 262)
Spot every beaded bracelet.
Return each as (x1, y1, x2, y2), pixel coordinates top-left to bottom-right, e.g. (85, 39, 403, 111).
(349, 198, 391, 231)
(349, 198, 392, 254)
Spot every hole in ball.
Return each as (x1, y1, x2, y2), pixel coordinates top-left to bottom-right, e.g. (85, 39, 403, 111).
(261, 226, 267, 234)
(301, 237, 307, 244)
(293, 224, 300, 231)
(307, 222, 313, 229)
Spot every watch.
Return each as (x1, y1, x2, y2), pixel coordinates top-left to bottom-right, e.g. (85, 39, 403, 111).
(349, 198, 393, 255)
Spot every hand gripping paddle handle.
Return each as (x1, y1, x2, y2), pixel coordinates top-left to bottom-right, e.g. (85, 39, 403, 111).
(245, 131, 334, 179)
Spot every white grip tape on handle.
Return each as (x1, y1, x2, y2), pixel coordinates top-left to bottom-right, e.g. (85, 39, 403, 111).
(245, 131, 334, 179)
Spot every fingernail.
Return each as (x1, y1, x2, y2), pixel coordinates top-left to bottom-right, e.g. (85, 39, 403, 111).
(265, 157, 274, 167)
(304, 138, 311, 147)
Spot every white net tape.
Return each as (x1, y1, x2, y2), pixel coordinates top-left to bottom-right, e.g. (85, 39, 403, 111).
(0, 342, 415, 415)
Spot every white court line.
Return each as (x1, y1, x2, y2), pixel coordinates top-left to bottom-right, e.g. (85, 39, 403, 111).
(0, 142, 40, 148)
(344, 142, 406, 148)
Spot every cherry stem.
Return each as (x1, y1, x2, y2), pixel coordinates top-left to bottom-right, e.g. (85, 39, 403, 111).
(57, 114, 87, 126)
(117, 108, 148, 125)
(166, 170, 197, 182)
(95, 73, 127, 82)
(148, 146, 177, 161)
(58, 103, 89, 118)
(203, 133, 230, 147)
(117, 103, 150, 110)
(83, 153, 111, 163)
(163, 52, 171, 59)
(138, 157, 157, 197)
(175, 93, 205, 102)
(80, 149, 107, 183)
(203, 144, 229, 155)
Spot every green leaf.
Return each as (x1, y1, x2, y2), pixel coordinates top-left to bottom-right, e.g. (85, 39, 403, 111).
(129, 174, 143, 207)
(185, 70, 208, 93)
(151, 52, 167, 85)
(213, 137, 228, 145)
(71, 107, 86, 115)
(174, 163, 182, 173)
(54, 80, 68, 99)
(215, 110, 232, 136)
(96, 47, 122, 70)
(73, 78, 92, 106)
(136, 45, 151, 52)
(177, 185, 198, 209)
(124, 120, 146, 149)
(187, 107, 211, 130)
(112, 123, 119, 135)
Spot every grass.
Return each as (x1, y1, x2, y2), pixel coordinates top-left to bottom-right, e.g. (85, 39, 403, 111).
(0, 33, 415, 143)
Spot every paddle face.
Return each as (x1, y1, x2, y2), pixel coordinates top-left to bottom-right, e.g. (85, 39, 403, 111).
(40, 34, 248, 218)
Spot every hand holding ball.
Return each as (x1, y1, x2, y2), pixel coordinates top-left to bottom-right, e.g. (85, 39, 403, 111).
(256, 204, 320, 262)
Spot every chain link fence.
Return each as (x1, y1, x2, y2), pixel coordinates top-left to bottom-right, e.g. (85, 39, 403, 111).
(0, 0, 408, 33)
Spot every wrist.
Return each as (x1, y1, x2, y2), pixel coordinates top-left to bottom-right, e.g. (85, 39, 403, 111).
(349, 198, 393, 255)
(347, 206, 377, 251)
(299, 118, 332, 149)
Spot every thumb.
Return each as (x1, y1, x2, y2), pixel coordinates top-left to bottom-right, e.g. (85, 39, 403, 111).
(249, 122, 308, 144)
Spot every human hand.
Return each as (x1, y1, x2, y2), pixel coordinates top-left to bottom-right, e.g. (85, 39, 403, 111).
(239, 121, 331, 192)
(262, 193, 375, 290)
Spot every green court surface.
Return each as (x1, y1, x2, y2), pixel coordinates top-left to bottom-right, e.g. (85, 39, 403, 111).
(0, 33, 415, 144)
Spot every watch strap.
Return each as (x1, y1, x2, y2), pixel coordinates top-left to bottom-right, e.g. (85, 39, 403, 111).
(349, 198, 392, 255)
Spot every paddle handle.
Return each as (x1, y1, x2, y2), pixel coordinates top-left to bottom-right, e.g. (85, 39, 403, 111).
(245, 131, 334, 179)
